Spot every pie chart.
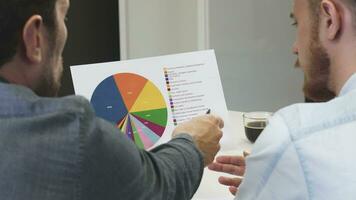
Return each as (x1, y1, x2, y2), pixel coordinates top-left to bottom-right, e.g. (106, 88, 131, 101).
(90, 73, 168, 149)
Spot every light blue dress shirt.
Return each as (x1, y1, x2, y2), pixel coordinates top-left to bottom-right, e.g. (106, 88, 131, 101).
(236, 73, 356, 200)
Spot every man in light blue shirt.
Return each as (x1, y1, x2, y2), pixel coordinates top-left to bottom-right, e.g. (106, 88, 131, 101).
(209, 0, 356, 199)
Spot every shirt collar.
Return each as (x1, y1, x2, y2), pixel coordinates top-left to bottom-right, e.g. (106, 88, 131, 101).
(339, 73, 356, 96)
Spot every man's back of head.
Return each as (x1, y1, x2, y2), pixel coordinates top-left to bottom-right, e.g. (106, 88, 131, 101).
(0, 0, 68, 97)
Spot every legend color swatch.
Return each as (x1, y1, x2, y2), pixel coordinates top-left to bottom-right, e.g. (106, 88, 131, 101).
(164, 67, 177, 126)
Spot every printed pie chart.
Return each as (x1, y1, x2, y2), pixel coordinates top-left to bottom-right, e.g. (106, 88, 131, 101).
(90, 73, 168, 149)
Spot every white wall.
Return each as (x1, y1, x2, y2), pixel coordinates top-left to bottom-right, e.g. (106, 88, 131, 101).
(121, 0, 198, 59)
(120, 0, 304, 112)
(209, 0, 304, 111)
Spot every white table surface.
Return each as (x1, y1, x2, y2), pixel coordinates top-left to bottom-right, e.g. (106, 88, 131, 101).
(192, 111, 253, 200)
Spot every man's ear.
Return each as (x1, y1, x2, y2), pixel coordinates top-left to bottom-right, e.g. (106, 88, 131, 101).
(320, 0, 342, 40)
(22, 15, 44, 64)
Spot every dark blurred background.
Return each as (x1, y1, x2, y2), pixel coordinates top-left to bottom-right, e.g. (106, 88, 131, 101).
(59, 0, 120, 96)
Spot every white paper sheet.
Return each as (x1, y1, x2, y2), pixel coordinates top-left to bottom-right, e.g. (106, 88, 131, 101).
(70, 50, 234, 150)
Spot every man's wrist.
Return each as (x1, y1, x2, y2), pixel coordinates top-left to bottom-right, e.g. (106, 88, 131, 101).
(171, 133, 204, 164)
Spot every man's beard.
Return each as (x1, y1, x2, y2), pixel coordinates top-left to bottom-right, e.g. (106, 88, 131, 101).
(33, 30, 63, 98)
(34, 58, 62, 97)
(297, 32, 336, 102)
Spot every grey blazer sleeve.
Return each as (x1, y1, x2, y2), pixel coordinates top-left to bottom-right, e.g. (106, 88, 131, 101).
(79, 102, 204, 200)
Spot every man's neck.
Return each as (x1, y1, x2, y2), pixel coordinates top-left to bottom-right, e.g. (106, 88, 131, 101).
(0, 60, 36, 88)
(0, 76, 9, 83)
(328, 41, 356, 96)
(330, 63, 356, 96)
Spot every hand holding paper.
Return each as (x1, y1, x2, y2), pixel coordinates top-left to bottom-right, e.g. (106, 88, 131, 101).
(173, 115, 224, 166)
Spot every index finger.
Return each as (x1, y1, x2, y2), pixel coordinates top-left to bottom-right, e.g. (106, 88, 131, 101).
(208, 162, 245, 176)
(216, 155, 246, 166)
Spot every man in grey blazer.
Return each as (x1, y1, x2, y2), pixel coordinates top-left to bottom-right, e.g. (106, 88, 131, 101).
(0, 0, 224, 199)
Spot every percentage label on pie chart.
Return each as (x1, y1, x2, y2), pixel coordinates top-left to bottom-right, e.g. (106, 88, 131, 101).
(90, 73, 168, 149)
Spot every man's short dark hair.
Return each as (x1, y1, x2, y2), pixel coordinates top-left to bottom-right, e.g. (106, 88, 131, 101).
(0, 0, 57, 67)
